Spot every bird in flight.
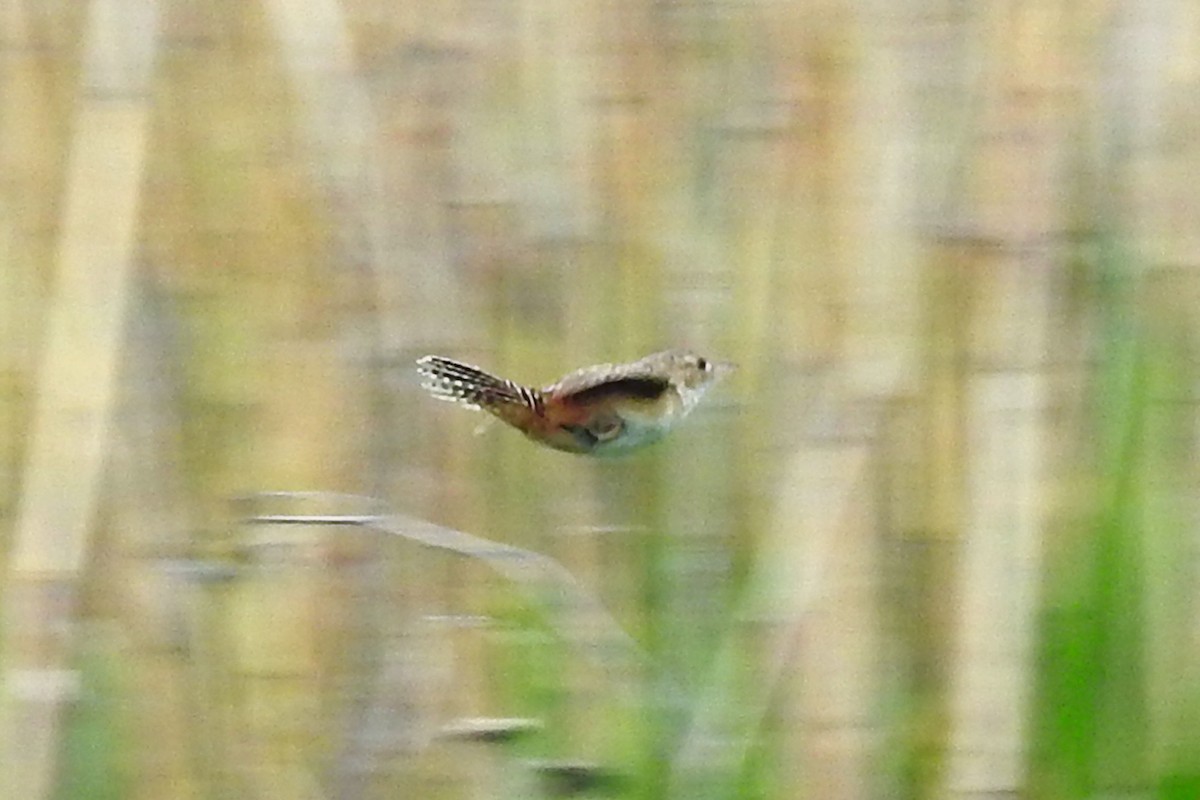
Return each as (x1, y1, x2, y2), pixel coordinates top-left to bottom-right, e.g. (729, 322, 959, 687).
(416, 350, 732, 455)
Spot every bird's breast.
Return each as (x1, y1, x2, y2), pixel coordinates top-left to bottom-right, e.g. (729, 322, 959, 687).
(527, 388, 687, 455)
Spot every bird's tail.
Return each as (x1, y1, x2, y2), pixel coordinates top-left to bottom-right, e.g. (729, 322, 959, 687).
(416, 356, 545, 421)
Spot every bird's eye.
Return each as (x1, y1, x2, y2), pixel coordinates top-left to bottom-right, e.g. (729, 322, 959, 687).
(695, 357, 709, 371)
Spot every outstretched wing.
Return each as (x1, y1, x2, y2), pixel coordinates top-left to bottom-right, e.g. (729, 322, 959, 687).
(548, 361, 671, 405)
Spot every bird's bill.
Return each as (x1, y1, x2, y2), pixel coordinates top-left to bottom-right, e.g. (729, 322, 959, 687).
(709, 359, 737, 381)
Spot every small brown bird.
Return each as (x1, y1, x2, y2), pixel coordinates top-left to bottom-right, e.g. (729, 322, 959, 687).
(416, 350, 733, 455)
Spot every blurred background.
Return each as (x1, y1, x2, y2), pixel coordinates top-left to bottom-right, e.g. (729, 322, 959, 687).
(3, 0, 1200, 798)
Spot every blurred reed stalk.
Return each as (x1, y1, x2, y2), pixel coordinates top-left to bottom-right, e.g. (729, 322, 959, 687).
(0, 1, 160, 797)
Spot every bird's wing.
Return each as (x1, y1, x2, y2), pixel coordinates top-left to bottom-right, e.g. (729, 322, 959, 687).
(548, 363, 671, 404)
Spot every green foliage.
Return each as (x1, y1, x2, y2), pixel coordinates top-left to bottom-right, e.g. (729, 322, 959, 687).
(1030, 256, 1200, 798)
(55, 642, 128, 800)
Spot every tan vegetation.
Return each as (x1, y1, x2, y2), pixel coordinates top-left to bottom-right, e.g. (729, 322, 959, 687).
(2, 1, 1199, 798)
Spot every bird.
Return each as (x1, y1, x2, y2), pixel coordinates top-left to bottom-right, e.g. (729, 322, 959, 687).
(416, 349, 733, 455)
